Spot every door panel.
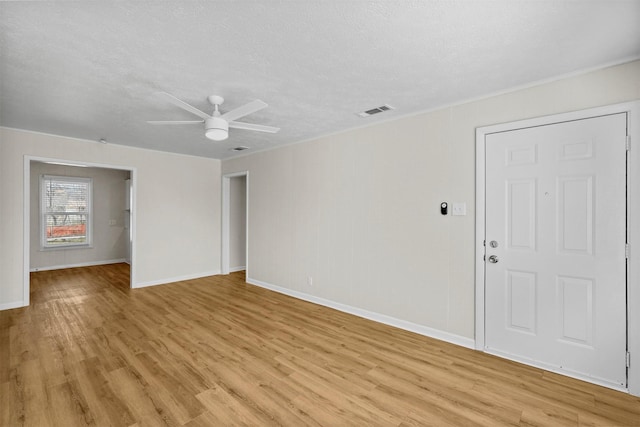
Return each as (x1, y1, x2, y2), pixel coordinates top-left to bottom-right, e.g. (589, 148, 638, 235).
(484, 113, 627, 388)
(506, 270, 537, 333)
(507, 179, 536, 250)
(557, 176, 593, 254)
(557, 275, 593, 346)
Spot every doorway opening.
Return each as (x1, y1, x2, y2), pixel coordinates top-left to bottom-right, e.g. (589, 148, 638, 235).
(24, 156, 136, 304)
(221, 171, 248, 275)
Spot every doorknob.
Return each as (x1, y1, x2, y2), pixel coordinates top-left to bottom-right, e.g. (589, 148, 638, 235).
(488, 255, 499, 264)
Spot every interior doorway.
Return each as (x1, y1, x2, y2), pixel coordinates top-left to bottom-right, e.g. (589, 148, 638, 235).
(221, 171, 248, 275)
(23, 156, 136, 305)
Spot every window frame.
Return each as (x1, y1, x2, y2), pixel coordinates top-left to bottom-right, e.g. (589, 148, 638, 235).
(40, 174, 93, 249)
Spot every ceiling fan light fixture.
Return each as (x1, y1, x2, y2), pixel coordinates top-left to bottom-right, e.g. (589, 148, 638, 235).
(205, 128, 228, 141)
(205, 117, 229, 141)
(150, 92, 278, 141)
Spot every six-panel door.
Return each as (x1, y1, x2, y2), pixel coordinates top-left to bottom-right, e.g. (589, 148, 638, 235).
(484, 113, 627, 388)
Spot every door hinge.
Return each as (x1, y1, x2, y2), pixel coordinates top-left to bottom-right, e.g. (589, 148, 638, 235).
(626, 135, 631, 151)
(626, 244, 631, 259)
(626, 351, 631, 368)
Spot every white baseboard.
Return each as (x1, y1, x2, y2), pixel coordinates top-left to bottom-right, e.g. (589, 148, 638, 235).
(30, 258, 127, 272)
(229, 266, 246, 273)
(247, 277, 475, 349)
(134, 270, 221, 289)
(0, 300, 27, 311)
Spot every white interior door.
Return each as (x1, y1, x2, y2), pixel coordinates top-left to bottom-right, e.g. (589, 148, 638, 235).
(484, 113, 628, 389)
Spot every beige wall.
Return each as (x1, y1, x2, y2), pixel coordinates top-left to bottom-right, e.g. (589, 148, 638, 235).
(0, 129, 221, 308)
(222, 60, 640, 340)
(229, 175, 247, 271)
(30, 162, 130, 270)
(2, 61, 638, 332)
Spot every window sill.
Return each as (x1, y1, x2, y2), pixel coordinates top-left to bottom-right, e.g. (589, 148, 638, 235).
(40, 244, 94, 252)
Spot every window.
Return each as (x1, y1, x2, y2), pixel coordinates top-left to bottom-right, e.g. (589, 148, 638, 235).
(40, 175, 92, 248)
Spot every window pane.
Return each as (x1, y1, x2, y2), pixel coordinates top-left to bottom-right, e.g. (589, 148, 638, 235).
(44, 181, 88, 213)
(45, 213, 87, 245)
(41, 175, 91, 248)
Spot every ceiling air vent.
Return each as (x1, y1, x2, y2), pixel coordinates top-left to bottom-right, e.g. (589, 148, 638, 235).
(357, 104, 395, 118)
(230, 146, 249, 152)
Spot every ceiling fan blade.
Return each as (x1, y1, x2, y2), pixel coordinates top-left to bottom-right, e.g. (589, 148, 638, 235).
(147, 120, 204, 125)
(229, 121, 280, 133)
(156, 92, 211, 120)
(221, 99, 268, 121)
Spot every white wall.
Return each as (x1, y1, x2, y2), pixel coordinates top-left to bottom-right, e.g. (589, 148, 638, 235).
(0, 129, 221, 309)
(229, 175, 247, 271)
(222, 60, 640, 342)
(30, 162, 129, 270)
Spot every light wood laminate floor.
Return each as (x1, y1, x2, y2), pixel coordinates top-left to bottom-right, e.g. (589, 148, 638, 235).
(1, 263, 639, 426)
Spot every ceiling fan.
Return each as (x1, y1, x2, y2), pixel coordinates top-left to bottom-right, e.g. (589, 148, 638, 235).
(148, 92, 280, 141)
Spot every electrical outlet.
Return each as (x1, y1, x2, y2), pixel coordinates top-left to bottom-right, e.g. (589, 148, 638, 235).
(307, 276, 313, 286)
(109, 219, 117, 226)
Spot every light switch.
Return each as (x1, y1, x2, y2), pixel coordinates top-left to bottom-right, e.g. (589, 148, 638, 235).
(109, 219, 117, 226)
(452, 202, 466, 216)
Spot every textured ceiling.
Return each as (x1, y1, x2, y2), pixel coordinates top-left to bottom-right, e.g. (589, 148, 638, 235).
(1, 1, 639, 160)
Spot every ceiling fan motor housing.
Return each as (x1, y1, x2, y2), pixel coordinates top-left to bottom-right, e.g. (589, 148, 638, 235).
(205, 116, 229, 141)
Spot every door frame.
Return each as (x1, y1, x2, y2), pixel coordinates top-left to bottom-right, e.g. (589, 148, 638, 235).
(221, 171, 249, 275)
(475, 101, 640, 396)
(23, 155, 137, 301)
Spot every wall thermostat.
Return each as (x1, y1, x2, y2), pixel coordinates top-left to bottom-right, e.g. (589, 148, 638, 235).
(441, 202, 448, 215)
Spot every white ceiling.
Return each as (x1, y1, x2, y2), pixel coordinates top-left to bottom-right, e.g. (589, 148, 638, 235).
(1, 1, 639, 160)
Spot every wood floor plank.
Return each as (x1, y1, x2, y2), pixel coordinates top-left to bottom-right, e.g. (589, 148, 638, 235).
(107, 366, 180, 427)
(1, 264, 639, 426)
(10, 358, 52, 427)
(48, 379, 96, 426)
(519, 406, 578, 427)
(196, 385, 277, 426)
(73, 356, 136, 426)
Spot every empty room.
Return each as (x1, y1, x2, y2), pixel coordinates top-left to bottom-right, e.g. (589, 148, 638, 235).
(1, 1, 640, 425)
